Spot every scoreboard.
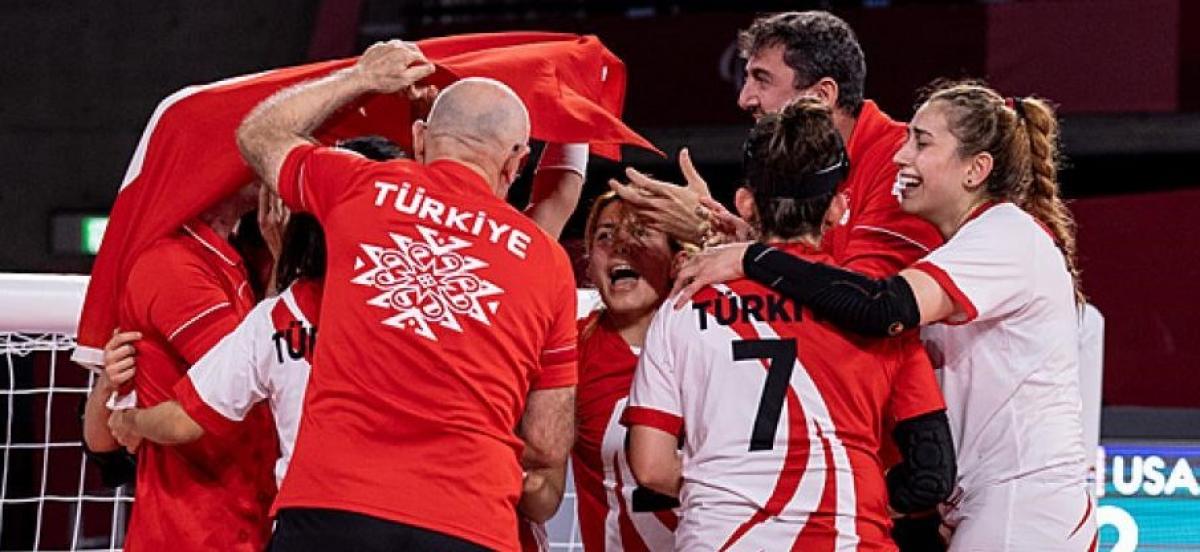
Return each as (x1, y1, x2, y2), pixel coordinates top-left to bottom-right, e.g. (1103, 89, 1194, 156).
(1097, 442, 1200, 551)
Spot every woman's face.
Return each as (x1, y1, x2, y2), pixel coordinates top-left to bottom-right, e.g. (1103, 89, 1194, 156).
(893, 101, 977, 229)
(586, 201, 675, 319)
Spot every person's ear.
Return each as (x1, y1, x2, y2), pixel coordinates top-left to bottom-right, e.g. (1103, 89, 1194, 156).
(734, 186, 756, 220)
(411, 120, 428, 162)
(824, 193, 848, 229)
(806, 77, 840, 110)
(964, 152, 994, 191)
(499, 147, 524, 185)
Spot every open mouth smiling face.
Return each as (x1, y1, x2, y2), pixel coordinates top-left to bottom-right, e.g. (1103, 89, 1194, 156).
(586, 202, 676, 317)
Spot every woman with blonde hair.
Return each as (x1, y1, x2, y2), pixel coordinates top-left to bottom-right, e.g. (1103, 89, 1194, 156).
(572, 191, 683, 550)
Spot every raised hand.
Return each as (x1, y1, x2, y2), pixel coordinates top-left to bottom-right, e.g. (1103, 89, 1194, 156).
(609, 148, 749, 246)
(257, 183, 290, 261)
(407, 83, 440, 120)
(354, 39, 436, 95)
(609, 167, 707, 244)
(678, 148, 712, 198)
(700, 196, 756, 243)
(670, 242, 752, 309)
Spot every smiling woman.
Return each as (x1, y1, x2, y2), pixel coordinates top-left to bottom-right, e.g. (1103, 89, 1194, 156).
(583, 192, 680, 341)
(671, 81, 1097, 552)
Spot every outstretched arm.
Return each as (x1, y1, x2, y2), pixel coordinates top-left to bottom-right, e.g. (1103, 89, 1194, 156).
(237, 40, 434, 193)
(672, 242, 956, 336)
(108, 400, 204, 447)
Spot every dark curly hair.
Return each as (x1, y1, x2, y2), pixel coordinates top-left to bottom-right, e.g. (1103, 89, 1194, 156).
(738, 11, 867, 116)
(743, 98, 847, 240)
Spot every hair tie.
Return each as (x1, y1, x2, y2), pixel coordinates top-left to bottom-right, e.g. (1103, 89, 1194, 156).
(1007, 96, 1028, 121)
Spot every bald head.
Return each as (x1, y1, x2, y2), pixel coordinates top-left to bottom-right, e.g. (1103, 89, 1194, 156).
(424, 77, 530, 160)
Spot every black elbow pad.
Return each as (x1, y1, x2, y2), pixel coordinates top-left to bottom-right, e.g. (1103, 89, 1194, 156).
(631, 486, 680, 512)
(888, 409, 956, 514)
(816, 275, 921, 338)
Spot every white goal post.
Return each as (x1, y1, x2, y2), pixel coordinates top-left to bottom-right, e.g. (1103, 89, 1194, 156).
(0, 274, 91, 335)
(0, 274, 130, 551)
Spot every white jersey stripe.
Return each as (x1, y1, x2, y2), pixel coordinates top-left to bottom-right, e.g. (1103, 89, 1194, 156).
(600, 400, 625, 552)
(166, 301, 230, 342)
(714, 283, 861, 551)
(854, 224, 932, 253)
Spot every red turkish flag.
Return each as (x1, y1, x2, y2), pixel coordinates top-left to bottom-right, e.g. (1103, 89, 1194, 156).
(73, 32, 658, 366)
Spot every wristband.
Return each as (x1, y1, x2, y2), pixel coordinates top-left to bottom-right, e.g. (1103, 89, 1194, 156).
(536, 143, 589, 178)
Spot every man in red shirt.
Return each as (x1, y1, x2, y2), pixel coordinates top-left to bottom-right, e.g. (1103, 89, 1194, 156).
(617, 10, 941, 278)
(735, 10, 943, 276)
(81, 184, 280, 552)
(237, 42, 578, 551)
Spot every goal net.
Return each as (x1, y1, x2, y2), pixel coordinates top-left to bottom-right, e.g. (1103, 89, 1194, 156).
(0, 272, 591, 551)
(0, 274, 130, 551)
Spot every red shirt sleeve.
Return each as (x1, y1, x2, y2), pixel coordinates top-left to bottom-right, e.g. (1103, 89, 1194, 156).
(277, 143, 376, 221)
(127, 247, 243, 365)
(886, 334, 946, 424)
(532, 246, 579, 390)
(840, 160, 944, 278)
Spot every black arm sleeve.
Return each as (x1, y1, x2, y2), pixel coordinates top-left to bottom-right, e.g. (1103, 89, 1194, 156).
(81, 440, 137, 488)
(742, 242, 921, 337)
(77, 397, 136, 488)
(887, 409, 956, 514)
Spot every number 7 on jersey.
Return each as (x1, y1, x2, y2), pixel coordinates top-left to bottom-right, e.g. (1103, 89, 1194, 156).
(732, 338, 797, 452)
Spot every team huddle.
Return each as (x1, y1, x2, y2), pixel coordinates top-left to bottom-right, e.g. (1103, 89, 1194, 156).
(77, 10, 1096, 552)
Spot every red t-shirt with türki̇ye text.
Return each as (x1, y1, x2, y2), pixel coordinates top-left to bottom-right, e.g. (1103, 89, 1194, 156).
(274, 144, 578, 552)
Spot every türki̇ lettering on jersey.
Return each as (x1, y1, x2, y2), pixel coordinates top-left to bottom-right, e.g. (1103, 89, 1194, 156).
(691, 292, 804, 330)
(352, 225, 504, 342)
(271, 320, 316, 364)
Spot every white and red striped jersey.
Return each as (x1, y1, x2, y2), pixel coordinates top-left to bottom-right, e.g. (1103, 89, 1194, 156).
(174, 278, 323, 487)
(913, 202, 1090, 498)
(518, 520, 550, 552)
(624, 243, 943, 552)
(573, 312, 677, 551)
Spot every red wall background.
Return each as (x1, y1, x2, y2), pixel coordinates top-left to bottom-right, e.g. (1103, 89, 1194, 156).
(1073, 189, 1200, 407)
